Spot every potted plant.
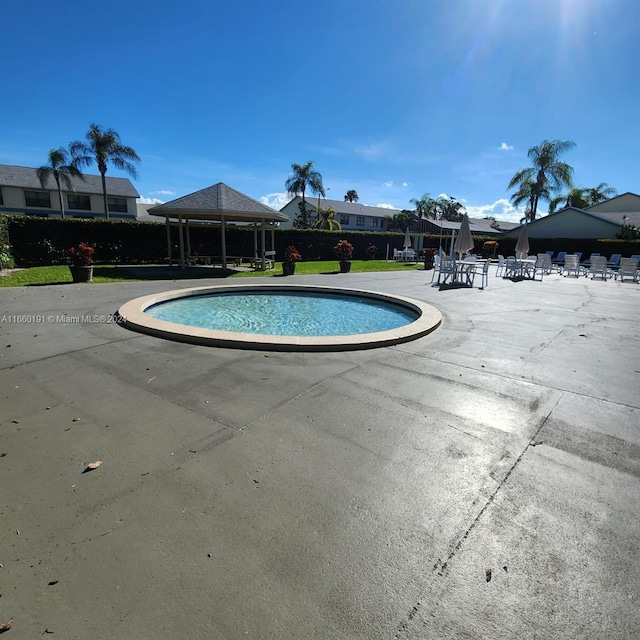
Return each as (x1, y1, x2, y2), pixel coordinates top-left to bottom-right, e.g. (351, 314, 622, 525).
(68, 241, 95, 282)
(365, 244, 378, 260)
(282, 245, 301, 276)
(482, 240, 499, 259)
(422, 247, 437, 270)
(334, 239, 354, 273)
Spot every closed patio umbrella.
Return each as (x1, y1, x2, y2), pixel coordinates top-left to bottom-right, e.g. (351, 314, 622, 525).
(453, 214, 474, 258)
(515, 223, 530, 259)
(403, 227, 412, 249)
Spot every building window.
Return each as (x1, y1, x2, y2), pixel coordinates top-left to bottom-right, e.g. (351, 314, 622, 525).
(340, 214, 350, 225)
(67, 194, 92, 211)
(108, 197, 128, 213)
(24, 190, 52, 208)
(356, 216, 365, 226)
(370, 218, 379, 227)
(0, 188, 3, 205)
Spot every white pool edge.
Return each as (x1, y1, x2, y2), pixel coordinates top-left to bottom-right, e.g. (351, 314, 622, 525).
(117, 283, 442, 352)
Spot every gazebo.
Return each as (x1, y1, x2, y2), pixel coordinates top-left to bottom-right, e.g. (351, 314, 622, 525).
(148, 183, 289, 269)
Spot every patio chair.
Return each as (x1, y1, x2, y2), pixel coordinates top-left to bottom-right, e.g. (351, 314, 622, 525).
(586, 253, 600, 265)
(586, 256, 610, 280)
(503, 256, 518, 279)
(495, 255, 506, 277)
(552, 251, 567, 272)
(607, 253, 622, 268)
(526, 255, 546, 281)
(469, 259, 490, 289)
(437, 256, 457, 285)
(430, 254, 442, 283)
(562, 254, 582, 277)
(615, 258, 639, 283)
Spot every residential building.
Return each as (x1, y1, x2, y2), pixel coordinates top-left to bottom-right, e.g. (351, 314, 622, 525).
(503, 192, 640, 239)
(0, 163, 139, 220)
(279, 196, 399, 230)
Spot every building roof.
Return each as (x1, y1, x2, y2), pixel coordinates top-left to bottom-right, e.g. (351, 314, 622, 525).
(283, 196, 401, 218)
(149, 183, 288, 223)
(413, 217, 504, 235)
(0, 163, 139, 197)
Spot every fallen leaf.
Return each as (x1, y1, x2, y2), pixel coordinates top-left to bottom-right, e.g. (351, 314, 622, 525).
(485, 568, 492, 582)
(48, 580, 59, 586)
(10, 419, 19, 424)
(64, 427, 71, 432)
(83, 460, 102, 473)
(72, 418, 80, 422)
(0, 618, 13, 633)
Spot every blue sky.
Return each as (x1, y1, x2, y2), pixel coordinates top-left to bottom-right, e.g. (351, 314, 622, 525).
(1, 0, 637, 222)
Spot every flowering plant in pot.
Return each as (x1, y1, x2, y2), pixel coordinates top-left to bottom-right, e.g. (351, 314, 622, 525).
(422, 247, 436, 270)
(68, 242, 95, 282)
(334, 240, 354, 273)
(365, 244, 378, 260)
(282, 245, 301, 276)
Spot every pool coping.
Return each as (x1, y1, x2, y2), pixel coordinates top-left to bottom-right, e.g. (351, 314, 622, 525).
(117, 283, 442, 351)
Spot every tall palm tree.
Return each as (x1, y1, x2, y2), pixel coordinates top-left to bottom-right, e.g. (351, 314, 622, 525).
(285, 161, 325, 227)
(37, 147, 84, 220)
(385, 211, 414, 231)
(437, 195, 465, 222)
(344, 189, 359, 203)
(548, 187, 590, 214)
(410, 193, 438, 219)
(71, 124, 140, 220)
(510, 178, 551, 222)
(508, 139, 575, 221)
(314, 207, 341, 230)
(586, 182, 617, 205)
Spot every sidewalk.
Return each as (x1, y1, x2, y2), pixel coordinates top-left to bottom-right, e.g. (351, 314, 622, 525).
(1, 268, 638, 638)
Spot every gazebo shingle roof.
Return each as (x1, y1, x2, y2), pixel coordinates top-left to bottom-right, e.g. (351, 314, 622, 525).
(149, 183, 287, 222)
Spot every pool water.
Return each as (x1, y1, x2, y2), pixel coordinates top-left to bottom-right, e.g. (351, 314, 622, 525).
(146, 291, 418, 337)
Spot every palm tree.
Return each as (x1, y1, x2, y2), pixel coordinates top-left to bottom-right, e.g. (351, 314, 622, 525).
(385, 211, 414, 231)
(314, 207, 341, 230)
(508, 139, 575, 221)
(285, 161, 325, 227)
(586, 182, 617, 205)
(548, 187, 590, 214)
(410, 193, 438, 219)
(37, 147, 84, 220)
(510, 178, 551, 222)
(437, 195, 465, 222)
(344, 189, 359, 203)
(71, 124, 140, 220)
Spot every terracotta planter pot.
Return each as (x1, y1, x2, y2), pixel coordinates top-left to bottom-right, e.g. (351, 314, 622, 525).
(282, 262, 296, 276)
(339, 260, 351, 273)
(69, 265, 93, 283)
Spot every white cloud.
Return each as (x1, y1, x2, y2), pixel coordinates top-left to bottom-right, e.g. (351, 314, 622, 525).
(402, 182, 410, 187)
(376, 203, 397, 210)
(465, 198, 523, 222)
(137, 197, 164, 204)
(500, 142, 514, 150)
(353, 141, 387, 161)
(383, 181, 394, 187)
(150, 189, 175, 196)
(260, 192, 292, 210)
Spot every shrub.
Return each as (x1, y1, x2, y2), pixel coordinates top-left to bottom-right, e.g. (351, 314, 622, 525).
(334, 239, 354, 261)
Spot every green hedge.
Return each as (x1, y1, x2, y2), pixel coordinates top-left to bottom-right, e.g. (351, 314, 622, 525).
(4, 215, 640, 266)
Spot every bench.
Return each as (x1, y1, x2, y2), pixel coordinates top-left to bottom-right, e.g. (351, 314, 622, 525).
(252, 250, 276, 270)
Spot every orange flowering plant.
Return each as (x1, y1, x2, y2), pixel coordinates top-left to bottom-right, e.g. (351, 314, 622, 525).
(334, 240, 354, 261)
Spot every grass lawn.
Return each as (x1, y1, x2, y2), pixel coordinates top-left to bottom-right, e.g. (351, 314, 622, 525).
(0, 260, 426, 287)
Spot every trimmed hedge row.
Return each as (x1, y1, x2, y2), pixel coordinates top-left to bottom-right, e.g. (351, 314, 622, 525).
(4, 215, 640, 266)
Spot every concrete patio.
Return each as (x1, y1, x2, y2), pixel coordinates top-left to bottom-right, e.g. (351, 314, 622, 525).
(1, 267, 639, 638)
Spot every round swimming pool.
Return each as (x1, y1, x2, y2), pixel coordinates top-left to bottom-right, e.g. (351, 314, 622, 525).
(118, 284, 441, 351)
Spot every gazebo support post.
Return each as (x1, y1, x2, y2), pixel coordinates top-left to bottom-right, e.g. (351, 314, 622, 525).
(221, 216, 227, 270)
(253, 222, 258, 268)
(178, 215, 185, 269)
(165, 218, 172, 266)
(186, 219, 192, 264)
(261, 221, 266, 270)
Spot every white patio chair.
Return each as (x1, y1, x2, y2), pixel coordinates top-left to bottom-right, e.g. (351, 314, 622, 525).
(562, 255, 582, 277)
(430, 254, 442, 283)
(615, 258, 639, 283)
(503, 256, 517, 279)
(437, 257, 457, 285)
(495, 255, 506, 277)
(587, 256, 610, 280)
(469, 259, 490, 289)
(525, 255, 546, 281)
